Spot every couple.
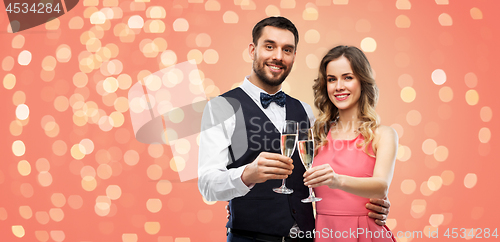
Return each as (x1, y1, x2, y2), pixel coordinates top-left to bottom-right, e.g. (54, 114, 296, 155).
(198, 16, 397, 242)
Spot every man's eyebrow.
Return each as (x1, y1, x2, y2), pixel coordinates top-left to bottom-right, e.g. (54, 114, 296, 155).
(262, 40, 295, 50)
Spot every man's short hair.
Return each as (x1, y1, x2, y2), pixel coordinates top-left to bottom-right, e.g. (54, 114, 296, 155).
(252, 16, 299, 49)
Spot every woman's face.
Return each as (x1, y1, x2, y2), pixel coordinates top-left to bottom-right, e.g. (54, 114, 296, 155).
(326, 56, 361, 113)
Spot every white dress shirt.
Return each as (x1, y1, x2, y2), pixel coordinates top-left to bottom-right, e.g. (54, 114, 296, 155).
(198, 76, 315, 201)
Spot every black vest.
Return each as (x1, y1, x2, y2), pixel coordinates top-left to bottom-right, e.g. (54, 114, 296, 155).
(222, 87, 315, 236)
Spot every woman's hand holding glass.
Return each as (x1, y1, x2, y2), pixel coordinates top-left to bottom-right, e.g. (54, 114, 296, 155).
(303, 163, 340, 190)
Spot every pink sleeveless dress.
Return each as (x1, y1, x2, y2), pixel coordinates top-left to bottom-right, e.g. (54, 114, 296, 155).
(312, 131, 396, 241)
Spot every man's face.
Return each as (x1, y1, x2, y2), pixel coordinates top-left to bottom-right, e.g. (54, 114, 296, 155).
(250, 26, 296, 87)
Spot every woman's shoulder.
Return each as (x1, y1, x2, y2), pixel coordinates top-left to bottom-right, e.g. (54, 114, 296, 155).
(374, 125, 398, 145)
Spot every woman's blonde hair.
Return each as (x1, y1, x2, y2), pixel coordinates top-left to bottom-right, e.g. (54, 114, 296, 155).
(312, 45, 380, 156)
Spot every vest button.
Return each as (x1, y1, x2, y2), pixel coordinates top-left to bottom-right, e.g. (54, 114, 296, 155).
(292, 209, 296, 214)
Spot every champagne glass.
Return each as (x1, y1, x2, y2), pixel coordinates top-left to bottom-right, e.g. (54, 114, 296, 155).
(273, 120, 297, 194)
(297, 128, 322, 203)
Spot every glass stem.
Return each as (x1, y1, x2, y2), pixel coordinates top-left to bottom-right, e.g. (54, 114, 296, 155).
(309, 187, 314, 197)
(281, 179, 286, 187)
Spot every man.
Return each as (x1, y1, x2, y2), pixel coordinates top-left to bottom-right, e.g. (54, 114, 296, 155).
(198, 16, 390, 242)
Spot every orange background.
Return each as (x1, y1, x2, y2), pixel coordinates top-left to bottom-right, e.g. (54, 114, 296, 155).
(1, 0, 499, 241)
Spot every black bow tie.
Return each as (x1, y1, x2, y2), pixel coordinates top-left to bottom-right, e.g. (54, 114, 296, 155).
(260, 91, 286, 108)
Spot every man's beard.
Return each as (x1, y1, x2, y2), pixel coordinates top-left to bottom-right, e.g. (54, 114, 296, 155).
(253, 56, 291, 87)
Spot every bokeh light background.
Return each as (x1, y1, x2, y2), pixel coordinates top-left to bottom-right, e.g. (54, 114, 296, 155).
(1, 0, 499, 241)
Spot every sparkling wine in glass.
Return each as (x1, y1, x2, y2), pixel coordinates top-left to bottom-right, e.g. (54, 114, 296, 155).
(273, 120, 297, 194)
(298, 128, 322, 203)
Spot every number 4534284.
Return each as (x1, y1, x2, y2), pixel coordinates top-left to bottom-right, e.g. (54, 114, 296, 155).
(444, 228, 498, 239)
(6, 3, 61, 14)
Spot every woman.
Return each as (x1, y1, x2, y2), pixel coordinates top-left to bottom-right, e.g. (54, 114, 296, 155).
(304, 46, 398, 241)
